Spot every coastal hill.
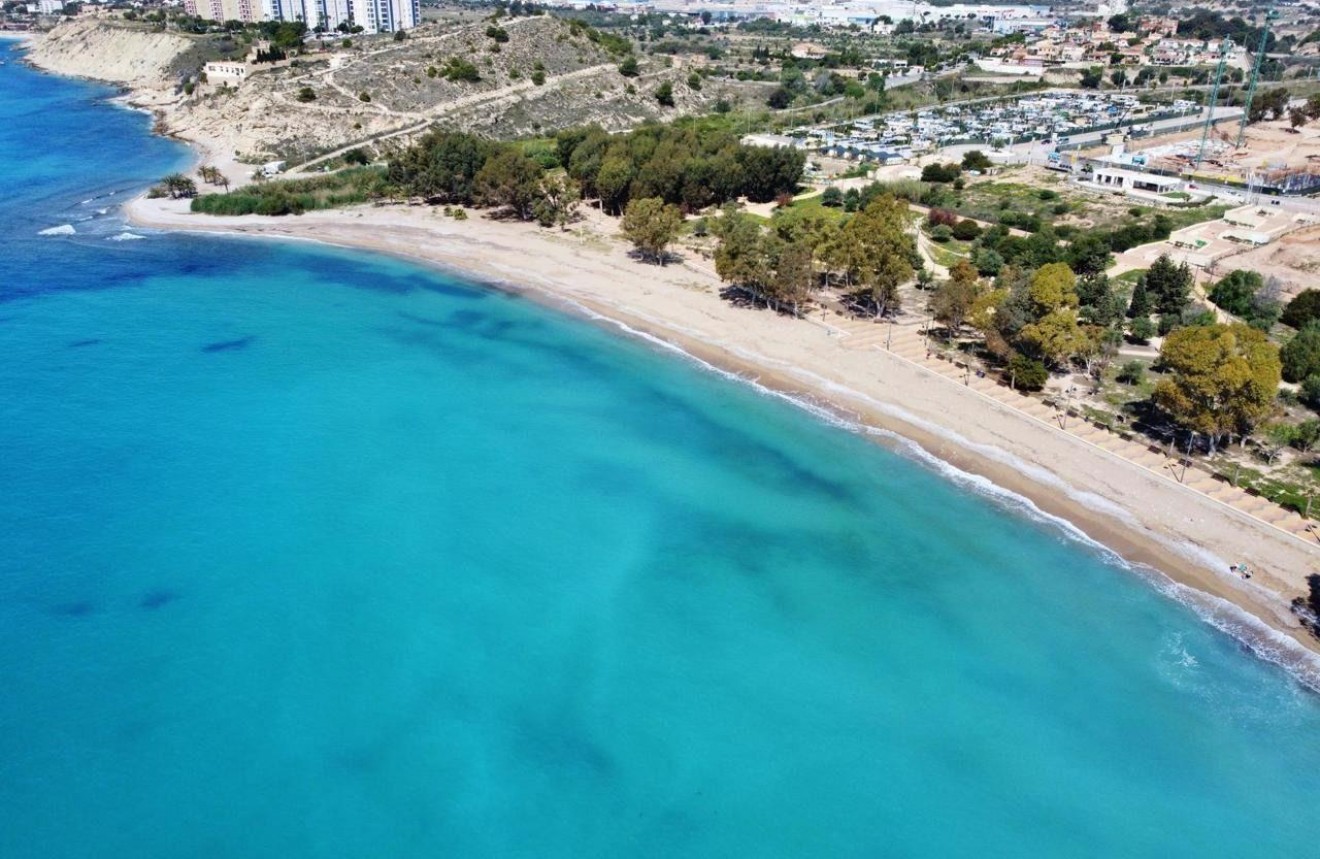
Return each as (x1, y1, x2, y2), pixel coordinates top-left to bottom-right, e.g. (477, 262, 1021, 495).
(28, 15, 768, 173)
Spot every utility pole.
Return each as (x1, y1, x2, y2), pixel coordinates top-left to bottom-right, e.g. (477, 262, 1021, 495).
(1237, 7, 1277, 148)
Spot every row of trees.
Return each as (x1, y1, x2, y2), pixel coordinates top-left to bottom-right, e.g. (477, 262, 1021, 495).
(386, 125, 806, 223)
(553, 124, 805, 214)
(708, 195, 918, 317)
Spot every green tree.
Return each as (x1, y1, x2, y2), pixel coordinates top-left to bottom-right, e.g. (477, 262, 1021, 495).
(1066, 231, 1113, 277)
(1282, 289, 1320, 330)
(532, 174, 581, 230)
(594, 154, 635, 216)
(961, 150, 993, 171)
(474, 147, 545, 220)
(821, 186, 844, 208)
(714, 206, 771, 290)
(930, 260, 981, 340)
(828, 195, 915, 317)
(619, 56, 640, 77)
(1281, 322, 1320, 383)
(1208, 269, 1263, 317)
(1127, 274, 1152, 318)
(1144, 253, 1192, 316)
(1008, 354, 1049, 390)
(654, 81, 675, 107)
(1020, 307, 1091, 368)
(1027, 262, 1078, 318)
(768, 237, 815, 315)
(620, 196, 684, 264)
(387, 131, 491, 204)
(295, 86, 316, 102)
(1152, 323, 1281, 450)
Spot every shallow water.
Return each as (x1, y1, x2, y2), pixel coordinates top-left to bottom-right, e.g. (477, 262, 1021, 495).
(3, 42, 1320, 858)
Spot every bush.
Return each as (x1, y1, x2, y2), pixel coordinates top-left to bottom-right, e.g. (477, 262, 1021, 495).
(1302, 375, 1320, 409)
(485, 25, 509, 42)
(1282, 323, 1320, 383)
(1008, 354, 1049, 390)
(655, 81, 675, 107)
(1129, 316, 1156, 343)
(951, 219, 981, 241)
(444, 57, 482, 83)
(821, 186, 844, 208)
(394, 29, 407, 42)
(296, 86, 316, 102)
(342, 148, 370, 166)
(961, 150, 992, 171)
(1283, 289, 1320, 330)
(619, 56, 639, 77)
(920, 162, 961, 183)
(1116, 360, 1145, 385)
(358, 91, 371, 102)
(929, 224, 953, 242)
(531, 69, 546, 85)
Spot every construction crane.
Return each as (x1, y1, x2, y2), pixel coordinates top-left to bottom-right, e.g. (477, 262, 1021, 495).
(1195, 38, 1235, 169)
(1237, 7, 1280, 148)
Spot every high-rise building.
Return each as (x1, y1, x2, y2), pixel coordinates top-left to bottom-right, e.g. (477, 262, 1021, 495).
(350, 0, 420, 33)
(186, 0, 416, 33)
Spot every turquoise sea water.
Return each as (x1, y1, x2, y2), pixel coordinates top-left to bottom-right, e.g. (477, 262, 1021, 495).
(3, 42, 1320, 857)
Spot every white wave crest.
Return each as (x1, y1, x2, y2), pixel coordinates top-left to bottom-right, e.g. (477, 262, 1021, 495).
(564, 302, 1320, 693)
(38, 224, 75, 236)
(107, 232, 144, 242)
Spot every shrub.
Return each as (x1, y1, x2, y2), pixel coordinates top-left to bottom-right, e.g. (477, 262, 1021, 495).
(342, 148, 370, 166)
(961, 150, 992, 171)
(655, 81, 675, 107)
(1283, 289, 1320, 330)
(929, 224, 953, 242)
(1281, 323, 1320, 383)
(1302, 375, 1320, 409)
(619, 56, 639, 77)
(296, 86, 316, 103)
(1116, 360, 1145, 385)
(926, 207, 959, 228)
(1129, 316, 1156, 343)
(358, 91, 371, 102)
(485, 25, 509, 42)
(1008, 354, 1049, 390)
(394, 29, 407, 42)
(821, 186, 844, 207)
(920, 162, 961, 183)
(951, 219, 981, 241)
(531, 69, 546, 85)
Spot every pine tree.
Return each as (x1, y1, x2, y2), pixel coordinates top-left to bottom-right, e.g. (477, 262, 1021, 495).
(1127, 275, 1152, 319)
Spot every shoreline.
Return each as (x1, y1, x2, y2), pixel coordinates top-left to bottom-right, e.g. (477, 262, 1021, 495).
(122, 193, 1320, 687)
(20, 29, 1319, 683)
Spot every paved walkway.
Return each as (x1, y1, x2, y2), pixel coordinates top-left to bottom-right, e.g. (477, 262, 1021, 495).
(823, 311, 1320, 549)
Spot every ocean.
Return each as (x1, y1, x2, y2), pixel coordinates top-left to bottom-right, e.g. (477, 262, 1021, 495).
(2, 40, 1319, 858)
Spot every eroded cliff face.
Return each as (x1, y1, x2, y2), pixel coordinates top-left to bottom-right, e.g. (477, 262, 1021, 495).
(27, 18, 192, 88)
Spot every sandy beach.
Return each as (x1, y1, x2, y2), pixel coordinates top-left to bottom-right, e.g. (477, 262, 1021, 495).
(123, 193, 1320, 682)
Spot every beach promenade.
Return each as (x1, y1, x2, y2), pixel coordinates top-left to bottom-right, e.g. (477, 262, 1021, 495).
(824, 310, 1320, 546)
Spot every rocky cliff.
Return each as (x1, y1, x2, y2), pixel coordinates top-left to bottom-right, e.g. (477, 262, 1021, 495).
(27, 17, 193, 87)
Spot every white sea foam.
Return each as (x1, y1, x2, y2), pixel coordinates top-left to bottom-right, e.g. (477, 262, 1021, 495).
(564, 302, 1320, 693)
(107, 231, 144, 241)
(38, 224, 75, 236)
